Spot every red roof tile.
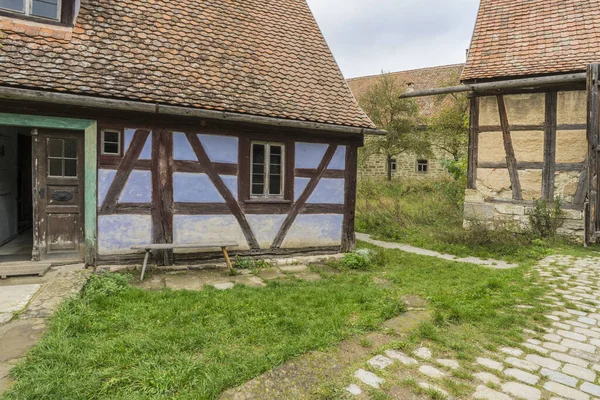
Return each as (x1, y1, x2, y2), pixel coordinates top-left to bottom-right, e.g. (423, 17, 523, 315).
(0, 0, 375, 129)
(462, 0, 600, 81)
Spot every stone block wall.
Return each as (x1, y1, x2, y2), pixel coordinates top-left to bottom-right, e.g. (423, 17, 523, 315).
(464, 90, 587, 238)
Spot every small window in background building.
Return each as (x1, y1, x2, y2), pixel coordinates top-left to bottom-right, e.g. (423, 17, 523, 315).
(0, 0, 61, 20)
(389, 158, 397, 172)
(101, 130, 121, 156)
(417, 159, 429, 173)
(251, 142, 285, 197)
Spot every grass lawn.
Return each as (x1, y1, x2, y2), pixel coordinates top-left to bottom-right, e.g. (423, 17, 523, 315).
(4, 246, 552, 400)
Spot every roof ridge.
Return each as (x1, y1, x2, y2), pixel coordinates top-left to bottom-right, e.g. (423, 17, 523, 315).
(347, 63, 465, 82)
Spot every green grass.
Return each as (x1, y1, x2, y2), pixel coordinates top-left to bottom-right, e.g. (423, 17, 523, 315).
(356, 178, 599, 265)
(2, 274, 403, 400)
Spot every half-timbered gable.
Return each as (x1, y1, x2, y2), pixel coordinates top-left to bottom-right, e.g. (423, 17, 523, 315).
(0, 0, 381, 266)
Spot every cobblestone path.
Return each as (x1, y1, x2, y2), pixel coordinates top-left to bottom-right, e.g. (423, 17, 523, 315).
(346, 254, 600, 400)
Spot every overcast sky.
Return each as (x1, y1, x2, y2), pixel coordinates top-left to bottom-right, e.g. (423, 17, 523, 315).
(306, 0, 480, 79)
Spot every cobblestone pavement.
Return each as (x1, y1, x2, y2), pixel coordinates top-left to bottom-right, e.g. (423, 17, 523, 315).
(345, 254, 600, 400)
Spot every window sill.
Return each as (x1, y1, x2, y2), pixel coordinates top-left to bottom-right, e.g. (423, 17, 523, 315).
(245, 198, 291, 204)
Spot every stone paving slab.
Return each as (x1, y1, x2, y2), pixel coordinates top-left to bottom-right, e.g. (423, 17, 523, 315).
(0, 284, 41, 313)
(356, 232, 517, 269)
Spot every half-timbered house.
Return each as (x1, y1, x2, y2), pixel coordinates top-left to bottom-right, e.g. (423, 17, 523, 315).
(0, 0, 382, 266)
(403, 0, 600, 242)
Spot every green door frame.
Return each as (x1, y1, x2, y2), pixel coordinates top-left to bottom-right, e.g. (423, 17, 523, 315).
(0, 113, 97, 265)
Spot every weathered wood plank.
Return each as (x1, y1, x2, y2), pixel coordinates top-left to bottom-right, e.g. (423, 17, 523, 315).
(543, 91, 558, 200)
(271, 145, 338, 249)
(295, 169, 345, 179)
(172, 160, 237, 175)
(478, 162, 583, 171)
(497, 95, 523, 200)
(479, 123, 586, 133)
(586, 64, 600, 244)
(341, 145, 358, 252)
(173, 202, 231, 215)
(99, 129, 150, 215)
(467, 97, 479, 189)
(186, 133, 260, 249)
(151, 130, 174, 265)
(574, 153, 589, 205)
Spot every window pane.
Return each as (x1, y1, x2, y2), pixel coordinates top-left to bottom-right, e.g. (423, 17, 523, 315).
(252, 174, 264, 184)
(32, 0, 58, 19)
(269, 175, 281, 195)
(64, 140, 77, 158)
(0, 0, 24, 12)
(49, 159, 62, 177)
(103, 142, 119, 155)
(252, 164, 264, 175)
(252, 184, 264, 196)
(104, 131, 119, 143)
(270, 146, 281, 156)
(252, 144, 265, 164)
(64, 159, 77, 177)
(270, 165, 281, 175)
(48, 139, 62, 157)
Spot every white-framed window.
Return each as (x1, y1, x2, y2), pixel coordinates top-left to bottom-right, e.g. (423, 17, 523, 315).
(101, 130, 121, 156)
(251, 141, 285, 197)
(417, 159, 429, 173)
(0, 0, 61, 20)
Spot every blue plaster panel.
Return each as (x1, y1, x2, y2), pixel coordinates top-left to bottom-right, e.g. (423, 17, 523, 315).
(294, 178, 310, 201)
(124, 129, 152, 159)
(281, 214, 343, 248)
(308, 178, 345, 204)
(119, 170, 152, 203)
(173, 173, 223, 203)
(295, 143, 328, 169)
(173, 215, 248, 251)
(173, 132, 196, 161)
(328, 146, 347, 170)
(139, 132, 152, 160)
(98, 215, 152, 254)
(222, 175, 238, 200)
(247, 215, 286, 249)
(124, 128, 135, 154)
(199, 134, 238, 164)
(97, 169, 117, 206)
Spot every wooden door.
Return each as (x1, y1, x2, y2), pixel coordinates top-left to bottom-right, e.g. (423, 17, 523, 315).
(37, 131, 85, 260)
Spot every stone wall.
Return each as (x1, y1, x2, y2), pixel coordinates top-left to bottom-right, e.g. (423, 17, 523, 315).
(359, 135, 450, 180)
(464, 91, 587, 238)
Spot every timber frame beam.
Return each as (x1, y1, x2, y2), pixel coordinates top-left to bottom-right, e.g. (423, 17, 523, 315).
(497, 95, 523, 200)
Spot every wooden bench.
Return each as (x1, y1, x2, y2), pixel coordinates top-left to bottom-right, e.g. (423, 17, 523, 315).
(131, 242, 239, 281)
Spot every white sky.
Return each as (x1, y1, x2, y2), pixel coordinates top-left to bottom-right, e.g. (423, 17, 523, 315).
(306, 0, 480, 79)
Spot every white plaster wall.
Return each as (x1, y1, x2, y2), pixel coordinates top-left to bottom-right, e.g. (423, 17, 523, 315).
(173, 215, 249, 252)
(281, 214, 343, 248)
(247, 214, 286, 249)
(98, 215, 152, 255)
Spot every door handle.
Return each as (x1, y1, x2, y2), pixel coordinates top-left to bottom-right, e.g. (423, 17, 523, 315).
(39, 188, 45, 199)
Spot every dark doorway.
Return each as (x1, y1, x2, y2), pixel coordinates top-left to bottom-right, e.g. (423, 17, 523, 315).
(0, 128, 33, 262)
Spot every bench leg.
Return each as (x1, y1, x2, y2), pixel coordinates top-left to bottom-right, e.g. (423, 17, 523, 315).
(140, 250, 150, 281)
(221, 247, 233, 270)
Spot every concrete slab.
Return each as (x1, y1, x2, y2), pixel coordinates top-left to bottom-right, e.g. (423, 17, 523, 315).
(0, 284, 41, 313)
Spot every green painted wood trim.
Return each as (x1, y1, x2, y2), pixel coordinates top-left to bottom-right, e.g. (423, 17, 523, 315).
(0, 113, 98, 265)
(84, 122, 98, 265)
(0, 113, 94, 130)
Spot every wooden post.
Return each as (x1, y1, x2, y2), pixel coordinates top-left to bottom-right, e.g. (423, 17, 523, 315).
(497, 95, 523, 200)
(31, 128, 40, 261)
(586, 64, 600, 243)
(221, 247, 233, 270)
(467, 97, 479, 189)
(151, 130, 174, 266)
(542, 91, 558, 200)
(341, 145, 358, 252)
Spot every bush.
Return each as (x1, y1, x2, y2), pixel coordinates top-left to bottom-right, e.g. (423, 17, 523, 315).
(528, 197, 564, 238)
(234, 256, 272, 269)
(82, 273, 130, 299)
(340, 249, 376, 270)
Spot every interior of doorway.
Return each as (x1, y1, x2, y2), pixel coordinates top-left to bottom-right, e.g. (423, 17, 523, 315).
(0, 127, 33, 262)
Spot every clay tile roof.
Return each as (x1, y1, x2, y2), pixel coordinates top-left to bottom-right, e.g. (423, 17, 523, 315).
(347, 64, 464, 118)
(0, 0, 375, 130)
(462, 0, 600, 82)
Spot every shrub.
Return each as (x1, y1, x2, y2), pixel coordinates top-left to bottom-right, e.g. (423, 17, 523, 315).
(340, 249, 376, 270)
(528, 197, 564, 238)
(82, 273, 130, 299)
(233, 256, 272, 269)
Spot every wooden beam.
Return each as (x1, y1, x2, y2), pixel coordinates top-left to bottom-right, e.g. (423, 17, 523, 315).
(574, 153, 589, 206)
(99, 129, 150, 215)
(478, 162, 583, 171)
(341, 145, 358, 252)
(151, 130, 174, 266)
(479, 123, 586, 133)
(467, 97, 479, 189)
(497, 95, 523, 200)
(543, 91, 558, 200)
(586, 64, 600, 244)
(186, 133, 260, 250)
(295, 169, 345, 179)
(271, 145, 338, 249)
